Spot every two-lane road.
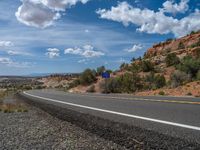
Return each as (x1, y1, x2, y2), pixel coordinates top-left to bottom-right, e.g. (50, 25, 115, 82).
(21, 89, 200, 142)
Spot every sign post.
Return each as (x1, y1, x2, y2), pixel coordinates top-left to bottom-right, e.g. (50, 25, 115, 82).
(102, 72, 110, 93)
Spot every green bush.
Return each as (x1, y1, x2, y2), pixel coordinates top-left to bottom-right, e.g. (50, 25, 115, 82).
(96, 66, 105, 76)
(120, 73, 142, 93)
(170, 70, 190, 88)
(120, 63, 129, 70)
(178, 42, 185, 49)
(158, 91, 165, 95)
(87, 85, 95, 93)
(128, 63, 140, 73)
(101, 73, 142, 93)
(166, 38, 173, 42)
(176, 55, 200, 78)
(68, 79, 80, 89)
(196, 70, 200, 80)
(165, 53, 180, 67)
(186, 92, 192, 96)
(145, 73, 166, 89)
(141, 60, 154, 72)
(190, 38, 200, 48)
(154, 75, 166, 88)
(101, 78, 121, 93)
(79, 69, 97, 85)
(190, 31, 196, 35)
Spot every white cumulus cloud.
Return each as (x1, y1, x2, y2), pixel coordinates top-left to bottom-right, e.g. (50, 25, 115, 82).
(15, 0, 60, 28)
(41, 0, 89, 11)
(45, 48, 60, 58)
(64, 44, 104, 58)
(126, 44, 143, 52)
(160, 0, 189, 14)
(15, 0, 89, 28)
(0, 41, 14, 47)
(97, 1, 200, 37)
(0, 57, 32, 68)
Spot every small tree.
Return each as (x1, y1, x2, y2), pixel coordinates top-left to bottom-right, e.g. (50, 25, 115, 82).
(96, 66, 105, 76)
(120, 63, 129, 70)
(178, 42, 185, 49)
(196, 70, 200, 80)
(154, 74, 166, 88)
(170, 70, 190, 88)
(177, 55, 200, 78)
(165, 53, 180, 67)
(80, 69, 97, 85)
(131, 57, 136, 62)
(141, 60, 154, 72)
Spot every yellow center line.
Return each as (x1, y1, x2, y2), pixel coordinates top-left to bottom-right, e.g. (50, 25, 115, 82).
(72, 94, 200, 105)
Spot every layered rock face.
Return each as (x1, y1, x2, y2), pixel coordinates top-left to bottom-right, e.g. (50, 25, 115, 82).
(145, 31, 200, 59)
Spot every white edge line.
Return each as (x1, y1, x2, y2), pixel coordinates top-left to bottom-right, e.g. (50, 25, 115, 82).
(23, 91, 200, 131)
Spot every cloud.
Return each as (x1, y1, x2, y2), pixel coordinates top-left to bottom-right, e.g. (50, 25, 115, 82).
(0, 57, 32, 68)
(96, 1, 200, 37)
(45, 48, 60, 58)
(41, 0, 89, 11)
(16, 0, 89, 28)
(126, 44, 142, 52)
(15, 0, 60, 28)
(64, 44, 105, 58)
(0, 41, 14, 47)
(160, 0, 189, 14)
(7, 50, 31, 56)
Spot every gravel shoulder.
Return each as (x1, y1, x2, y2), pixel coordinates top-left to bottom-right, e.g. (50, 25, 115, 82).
(0, 97, 126, 150)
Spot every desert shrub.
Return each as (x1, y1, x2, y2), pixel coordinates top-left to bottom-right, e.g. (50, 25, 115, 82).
(96, 66, 105, 76)
(158, 91, 165, 95)
(165, 53, 180, 66)
(190, 31, 196, 35)
(79, 69, 97, 85)
(128, 63, 140, 73)
(71, 79, 80, 87)
(105, 69, 113, 74)
(23, 86, 32, 90)
(154, 75, 166, 88)
(166, 38, 173, 42)
(120, 63, 129, 70)
(145, 73, 166, 89)
(141, 60, 154, 72)
(195, 48, 200, 58)
(164, 48, 171, 54)
(87, 85, 95, 93)
(186, 92, 192, 96)
(119, 73, 142, 93)
(196, 70, 200, 80)
(101, 73, 142, 93)
(176, 55, 200, 78)
(100, 78, 121, 93)
(131, 57, 136, 62)
(190, 38, 200, 48)
(178, 42, 185, 49)
(170, 70, 190, 88)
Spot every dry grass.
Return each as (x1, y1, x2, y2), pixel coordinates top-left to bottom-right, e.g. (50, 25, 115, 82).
(0, 103, 28, 113)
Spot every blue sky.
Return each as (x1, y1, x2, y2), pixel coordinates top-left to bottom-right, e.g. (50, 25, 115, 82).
(0, 0, 200, 75)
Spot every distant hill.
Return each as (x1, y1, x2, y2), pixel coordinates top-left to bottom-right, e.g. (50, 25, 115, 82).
(68, 30, 200, 97)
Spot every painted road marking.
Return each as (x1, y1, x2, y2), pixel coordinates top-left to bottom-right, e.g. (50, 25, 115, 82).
(69, 93, 200, 105)
(23, 91, 200, 131)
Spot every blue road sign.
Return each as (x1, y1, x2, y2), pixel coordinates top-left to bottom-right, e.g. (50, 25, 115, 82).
(102, 72, 110, 78)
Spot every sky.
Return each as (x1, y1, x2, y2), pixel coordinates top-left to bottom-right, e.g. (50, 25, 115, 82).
(0, 0, 200, 75)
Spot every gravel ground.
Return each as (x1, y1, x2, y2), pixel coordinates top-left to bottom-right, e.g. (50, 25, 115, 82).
(0, 101, 126, 150)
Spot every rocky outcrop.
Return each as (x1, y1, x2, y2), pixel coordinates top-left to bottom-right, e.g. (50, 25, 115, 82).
(145, 31, 200, 58)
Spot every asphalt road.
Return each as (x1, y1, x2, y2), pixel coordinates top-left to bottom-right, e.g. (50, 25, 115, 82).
(21, 89, 200, 143)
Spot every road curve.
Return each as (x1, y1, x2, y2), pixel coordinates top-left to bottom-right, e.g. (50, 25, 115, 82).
(21, 89, 200, 143)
